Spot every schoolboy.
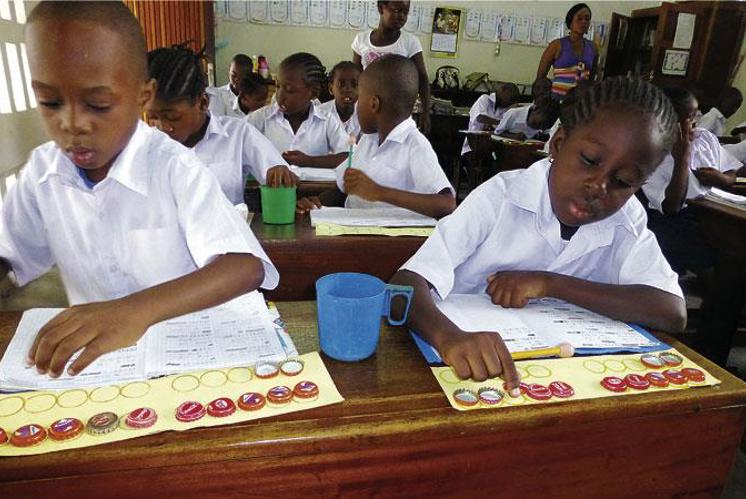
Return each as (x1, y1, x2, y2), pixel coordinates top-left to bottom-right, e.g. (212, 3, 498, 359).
(297, 55, 455, 219)
(207, 53, 253, 117)
(696, 87, 743, 137)
(2, 2, 277, 378)
(461, 82, 520, 156)
(494, 95, 560, 141)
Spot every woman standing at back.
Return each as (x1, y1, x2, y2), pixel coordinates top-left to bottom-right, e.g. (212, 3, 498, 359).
(536, 3, 598, 100)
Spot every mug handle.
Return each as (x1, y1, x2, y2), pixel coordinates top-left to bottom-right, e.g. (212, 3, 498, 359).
(384, 284, 414, 326)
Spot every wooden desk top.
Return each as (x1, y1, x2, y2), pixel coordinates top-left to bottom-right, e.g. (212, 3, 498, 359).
(2, 302, 746, 496)
(688, 197, 746, 223)
(251, 215, 426, 301)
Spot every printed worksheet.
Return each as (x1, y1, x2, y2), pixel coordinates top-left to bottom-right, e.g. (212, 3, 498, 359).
(310, 206, 437, 227)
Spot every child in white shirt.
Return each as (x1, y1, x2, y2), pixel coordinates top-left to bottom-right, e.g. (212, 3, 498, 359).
(297, 55, 455, 219)
(207, 53, 253, 117)
(494, 95, 559, 141)
(316, 61, 362, 139)
(352, 1, 431, 133)
(145, 46, 295, 204)
(6, 3, 278, 378)
(392, 77, 685, 385)
(461, 83, 519, 156)
(696, 86, 742, 137)
(247, 52, 349, 173)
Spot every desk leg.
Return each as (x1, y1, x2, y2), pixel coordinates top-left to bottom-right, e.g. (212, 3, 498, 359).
(695, 252, 746, 366)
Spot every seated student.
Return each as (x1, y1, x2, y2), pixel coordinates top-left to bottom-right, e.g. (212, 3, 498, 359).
(493, 95, 560, 141)
(207, 53, 253, 117)
(317, 61, 362, 139)
(296, 55, 455, 219)
(228, 73, 270, 118)
(532, 77, 552, 101)
(391, 77, 686, 384)
(247, 52, 349, 170)
(4, 2, 278, 378)
(642, 86, 742, 273)
(696, 86, 743, 137)
(460, 82, 520, 156)
(145, 46, 296, 205)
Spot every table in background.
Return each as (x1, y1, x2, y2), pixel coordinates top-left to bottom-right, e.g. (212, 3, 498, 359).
(1, 302, 745, 497)
(464, 134, 547, 191)
(687, 197, 746, 365)
(251, 215, 425, 301)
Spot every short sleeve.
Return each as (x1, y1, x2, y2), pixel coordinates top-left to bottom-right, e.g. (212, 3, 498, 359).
(718, 143, 742, 172)
(326, 117, 351, 154)
(241, 122, 287, 185)
(245, 108, 265, 133)
(493, 108, 516, 135)
(408, 141, 454, 197)
(641, 155, 673, 213)
(0, 160, 54, 286)
(404, 32, 423, 56)
(401, 180, 502, 298)
(170, 154, 279, 290)
(468, 95, 491, 130)
(351, 31, 366, 56)
(207, 89, 228, 117)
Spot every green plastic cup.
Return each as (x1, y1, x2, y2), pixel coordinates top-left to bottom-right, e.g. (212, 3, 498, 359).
(260, 186, 297, 224)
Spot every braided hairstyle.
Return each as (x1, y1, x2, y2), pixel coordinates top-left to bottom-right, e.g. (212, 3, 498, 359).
(560, 77, 678, 152)
(280, 52, 327, 96)
(148, 44, 207, 104)
(329, 61, 360, 84)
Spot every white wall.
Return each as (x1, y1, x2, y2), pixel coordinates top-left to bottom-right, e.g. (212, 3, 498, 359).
(727, 35, 746, 132)
(215, 1, 659, 87)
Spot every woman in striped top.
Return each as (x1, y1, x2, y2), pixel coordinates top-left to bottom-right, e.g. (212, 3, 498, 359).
(536, 3, 598, 100)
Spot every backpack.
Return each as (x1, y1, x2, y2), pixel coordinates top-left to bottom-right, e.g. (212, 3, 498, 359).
(432, 65, 460, 90)
(463, 72, 490, 92)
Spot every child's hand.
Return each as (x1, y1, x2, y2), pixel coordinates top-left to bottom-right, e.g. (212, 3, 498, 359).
(27, 299, 151, 378)
(266, 165, 298, 187)
(282, 150, 310, 167)
(672, 120, 694, 164)
(296, 196, 323, 213)
(486, 271, 552, 308)
(438, 327, 520, 389)
(693, 167, 734, 188)
(343, 168, 382, 201)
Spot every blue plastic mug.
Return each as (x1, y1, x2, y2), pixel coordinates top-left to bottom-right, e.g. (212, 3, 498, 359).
(316, 273, 413, 362)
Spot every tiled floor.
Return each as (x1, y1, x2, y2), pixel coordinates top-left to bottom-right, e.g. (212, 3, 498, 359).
(1, 270, 744, 494)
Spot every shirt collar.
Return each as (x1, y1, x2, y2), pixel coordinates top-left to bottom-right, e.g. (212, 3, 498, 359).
(268, 101, 328, 123)
(204, 113, 230, 139)
(380, 117, 417, 145)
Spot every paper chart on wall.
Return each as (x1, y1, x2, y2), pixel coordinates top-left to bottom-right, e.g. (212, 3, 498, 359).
(547, 18, 564, 43)
(249, 0, 269, 23)
(366, 0, 380, 29)
(227, 1, 247, 22)
(463, 9, 481, 40)
(347, 0, 366, 29)
(513, 15, 531, 44)
(404, 3, 421, 33)
(328, 0, 347, 28)
(308, 0, 327, 26)
(530, 16, 548, 45)
(480, 11, 499, 42)
(270, 0, 288, 24)
(288, 0, 308, 25)
(213, 1, 227, 19)
(419, 4, 435, 34)
(499, 15, 515, 42)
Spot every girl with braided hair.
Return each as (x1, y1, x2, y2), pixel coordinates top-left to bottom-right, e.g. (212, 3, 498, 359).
(247, 52, 349, 172)
(145, 45, 296, 204)
(392, 77, 686, 385)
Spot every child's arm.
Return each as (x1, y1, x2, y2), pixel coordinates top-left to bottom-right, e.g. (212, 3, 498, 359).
(485, 271, 686, 333)
(692, 168, 736, 189)
(282, 150, 348, 169)
(411, 52, 431, 135)
(28, 253, 265, 377)
(296, 187, 346, 214)
(390, 270, 520, 388)
(476, 115, 500, 128)
(662, 121, 693, 215)
(343, 168, 455, 218)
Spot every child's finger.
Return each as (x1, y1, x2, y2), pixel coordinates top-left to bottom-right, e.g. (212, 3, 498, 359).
(27, 310, 69, 364)
(446, 353, 472, 380)
(33, 321, 83, 374)
(68, 340, 107, 376)
(466, 354, 489, 382)
(493, 337, 520, 396)
(47, 328, 97, 377)
(481, 344, 504, 379)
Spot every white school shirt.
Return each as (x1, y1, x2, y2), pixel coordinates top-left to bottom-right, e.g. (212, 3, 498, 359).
(401, 158, 682, 300)
(335, 117, 454, 209)
(0, 121, 279, 305)
(316, 99, 361, 139)
(642, 128, 742, 213)
(193, 114, 287, 204)
(724, 140, 746, 164)
(461, 93, 509, 155)
(206, 84, 234, 117)
(543, 119, 561, 154)
(351, 30, 423, 69)
(493, 105, 541, 139)
(696, 107, 726, 137)
(246, 101, 349, 162)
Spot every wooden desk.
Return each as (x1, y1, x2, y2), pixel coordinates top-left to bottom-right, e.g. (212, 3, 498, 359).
(687, 198, 746, 365)
(252, 215, 425, 301)
(465, 134, 547, 190)
(1, 302, 745, 497)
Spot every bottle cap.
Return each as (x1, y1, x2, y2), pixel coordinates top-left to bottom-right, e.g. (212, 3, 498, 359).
(624, 374, 650, 390)
(175, 401, 207, 423)
(49, 418, 84, 441)
(600, 376, 627, 392)
(640, 354, 666, 369)
(255, 362, 280, 379)
(477, 387, 503, 405)
(125, 407, 158, 429)
(293, 381, 319, 399)
(237, 392, 266, 411)
(526, 383, 552, 401)
(663, 369, 687, 385)
(681, 367, 705, 383)
(0, 427, 7, 445)
(453, 388, 479, 407)
(548, 381, 575, 398)
(267, 386, 293, 404)
(10, 423, 47, 447)
(207, 397, 237, 417)
(659, 352, 683, 367)
(280, 359, 305, 376)
(645, 372, 669, 387)
(87, 412, 119, 436)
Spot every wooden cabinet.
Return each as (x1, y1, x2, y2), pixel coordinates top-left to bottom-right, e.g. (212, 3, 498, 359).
(604, 1, 745, 110)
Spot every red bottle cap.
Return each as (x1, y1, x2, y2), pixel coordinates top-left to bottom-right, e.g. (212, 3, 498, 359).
(237, 392, 266, 411)
(125, 407, 158, 429)
(624, 373, 651, 390)
(453, 388, 479, 407)
(600, 376, 627, 392)
(640, 354, 666, 369)
(293, 381, 319, 399)
(663, 369, 687, 385)
(207, 397, 237, 417)
(477, 387, 503, 405)
(10, 423, 47, 447)
(48, 418, 84, 441)
(267, 386, 293, 404)
(175, 401, 207, 422)
(503, 382, 529, 394)
(681, 367, 706, 383)
(659, 352, 683, 367)
(0, 427, 8, 445)
(526, 384, 552, 401)
(645, 372, 669, 387)
(548, 381, 575, 398)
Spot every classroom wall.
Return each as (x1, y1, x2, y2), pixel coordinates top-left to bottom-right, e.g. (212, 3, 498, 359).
(0, 1, 46, 177)
(215, 1, 659, 87)
(726, 35, 746, 133)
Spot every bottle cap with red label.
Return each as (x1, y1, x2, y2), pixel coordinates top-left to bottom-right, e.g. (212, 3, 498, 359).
(293, 381, 319, 399)
(624, 373, 651, 390)
(48, 418, 84, 441)
(10, 423, 47, 447)
(659, 352, 683, 367)
(238, 392, 266, 411)
(600, 376, 627, 392)
(549, 381, 575, 398)
(267, 386, 293, 404)
(640, 354, 666, 369)
(681, 367, 706, 383)
(175, 401, 207, 423)
(645, 372, 670, 387)
(663, 369, 688, 385)
(0, 427, 8, 445)
(125, 407, 158, 429)
(526, 383, 552, 401)
(87, 412, 119, 436)
(207, 397, 237, 417)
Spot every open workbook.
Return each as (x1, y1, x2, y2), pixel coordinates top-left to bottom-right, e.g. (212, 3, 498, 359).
(412, 294, 666, 364)
(0, 292, 290, 390)
(310, 206, 437, 227)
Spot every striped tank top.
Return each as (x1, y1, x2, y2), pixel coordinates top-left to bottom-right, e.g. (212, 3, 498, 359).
(551, 37, 595, 98)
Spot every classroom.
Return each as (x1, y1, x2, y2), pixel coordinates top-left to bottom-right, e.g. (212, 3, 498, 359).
(1, 1, 746, 496)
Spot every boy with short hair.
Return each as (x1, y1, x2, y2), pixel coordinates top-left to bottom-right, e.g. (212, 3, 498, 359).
(297, 55, 455, 219)
(207, 53, 253, 117)
(494, 95, 559, 141)
(3, 2, 277, 378)
(697, 86, 743, 137)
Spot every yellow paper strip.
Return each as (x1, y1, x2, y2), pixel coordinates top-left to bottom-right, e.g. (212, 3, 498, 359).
(315, 222, 434, 237)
